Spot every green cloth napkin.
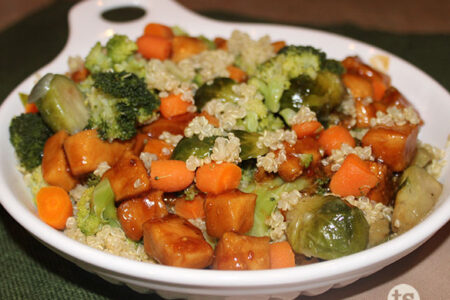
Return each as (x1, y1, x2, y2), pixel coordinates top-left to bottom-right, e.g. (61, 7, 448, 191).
(0, 1, 448, 299)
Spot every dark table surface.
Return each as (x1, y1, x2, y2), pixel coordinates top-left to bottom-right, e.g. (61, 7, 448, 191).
(0, 1, 449, 299)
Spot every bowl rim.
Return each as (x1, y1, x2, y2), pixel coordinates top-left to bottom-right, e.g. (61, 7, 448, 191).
(0, 0, 449, 291)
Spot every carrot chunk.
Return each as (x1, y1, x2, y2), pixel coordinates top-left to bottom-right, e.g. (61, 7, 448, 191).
(141, 113, 196, 137)
(137, 35, 172, 60)
(171, 36, 207, 62)
(342, 73, 373, 99)
(144, 23, 174, 39)
(226, 65, 247, 83)
(292, 121, 323, 138)
(196, 162, 242, 195)
(25, 103, 39, 114)
(272, 41, 286, 53)
(160, 93, 191, 118)
(36, 186, 72, 230)
(150, 160, 194, 192)
(318, 125, 355, 155)
(270, 241, 296, 269)
(329, 154, 379, 197)
(278, 154, 303, 182)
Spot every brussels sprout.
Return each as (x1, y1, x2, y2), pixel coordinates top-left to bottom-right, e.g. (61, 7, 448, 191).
(411, 147, 432, 168)
(286, 195, 369, 260)
(194, 77, 239, 110)
(232, 130, 268, 160)
(171, 135, 216, 161)
(279, 71, 346, 122)
(30, 73, 89, 134)
(392, 165, 442, 234)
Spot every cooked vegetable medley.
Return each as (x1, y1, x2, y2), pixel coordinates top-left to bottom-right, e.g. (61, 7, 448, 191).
(9, 22, 445, 270)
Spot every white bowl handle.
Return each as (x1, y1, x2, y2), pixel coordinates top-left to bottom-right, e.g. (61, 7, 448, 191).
(61, 0, 204, 57)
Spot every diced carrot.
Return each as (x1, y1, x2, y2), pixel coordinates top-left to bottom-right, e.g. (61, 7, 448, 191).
(292, 121, 323, 138)
(318, 125, 355, 156)
(199, 111, 220, 127)
(272, 41, 286, 53)
(196, 162, 242, 195)
(36, 186, 73, 230)
(270, 241, 296, 269)
(226, 65, 247, 83)
(289, 136, 322, 167)
(171, 36, 207, 62)
(144, 23, 174, 39)
(71, 67, 89, 83)
(342, 73, 373, 99)
(136, 35, 172, 60)
(150, 160, 195, 192)
(329, 154, 379, 197)
(42, 131, 78, 191)
(142, 137, 174, 160)
(160, 93, 191, 118)
(25, 103, 39, 114)
(174, 195, 206, 220)
(214, 37, 227, 50)
(131, 133, 150, 155)
(141, 113, 196, 137)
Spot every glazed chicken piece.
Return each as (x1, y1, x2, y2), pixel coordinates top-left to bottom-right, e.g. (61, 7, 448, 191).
(143, 215, 213, 268)
(205, 190, 256, 238)
(42, 130, 78, 191)
(213, 232, 270, 270)
(102, 151, 151, 201)
(117, 190, 168, 241)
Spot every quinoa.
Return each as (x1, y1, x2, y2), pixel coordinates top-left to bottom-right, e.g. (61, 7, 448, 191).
(265, 209, 287, 242)
(256, 148, 287, 173)
(289, 106, 317, 125)
(185, 155, 212, 171)
(67, 56, 84, 73)
(418, 141, 447, 178)
(64, 217, 154, 263)
(180, 49, 234, 83)
(369, 106, 420, 127)
(93, 161, 111, 177)
(256, 129, 297, 151)
(277, 190, 304, 211)
(203, 100, 246, 131)
(139, 152, 158, 171)
(210, 133, 241, 164)
(227, 30, 275, 75)
(159, 131, 183, 147)
(184, 116, 225, 140)
(322, 143, 374, 171)
(343, 195, 393, 225)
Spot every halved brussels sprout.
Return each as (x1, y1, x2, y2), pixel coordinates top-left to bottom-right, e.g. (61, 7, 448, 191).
(194, 77, 238, 110)
(171, 135, 216, 161)
(232, 130, 268, 160)
(279, 71, 346, 122)
(286, 195, 369, 260)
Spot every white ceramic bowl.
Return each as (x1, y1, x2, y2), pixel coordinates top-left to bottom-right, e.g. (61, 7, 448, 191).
(0, 0, 449, 299)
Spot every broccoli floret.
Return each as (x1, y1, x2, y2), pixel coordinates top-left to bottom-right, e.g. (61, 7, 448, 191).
(85, 42, 113, 73)
(77, 179, 118, 235)
(9, 113, 53, 171)
(23, 165, 48, 204)
(322, 59, 345, 75)
(87, 71, 160, 141)
(251, 45, 327, 113)
(106, 34, 138, 63)
(85, 35, 142, 75)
